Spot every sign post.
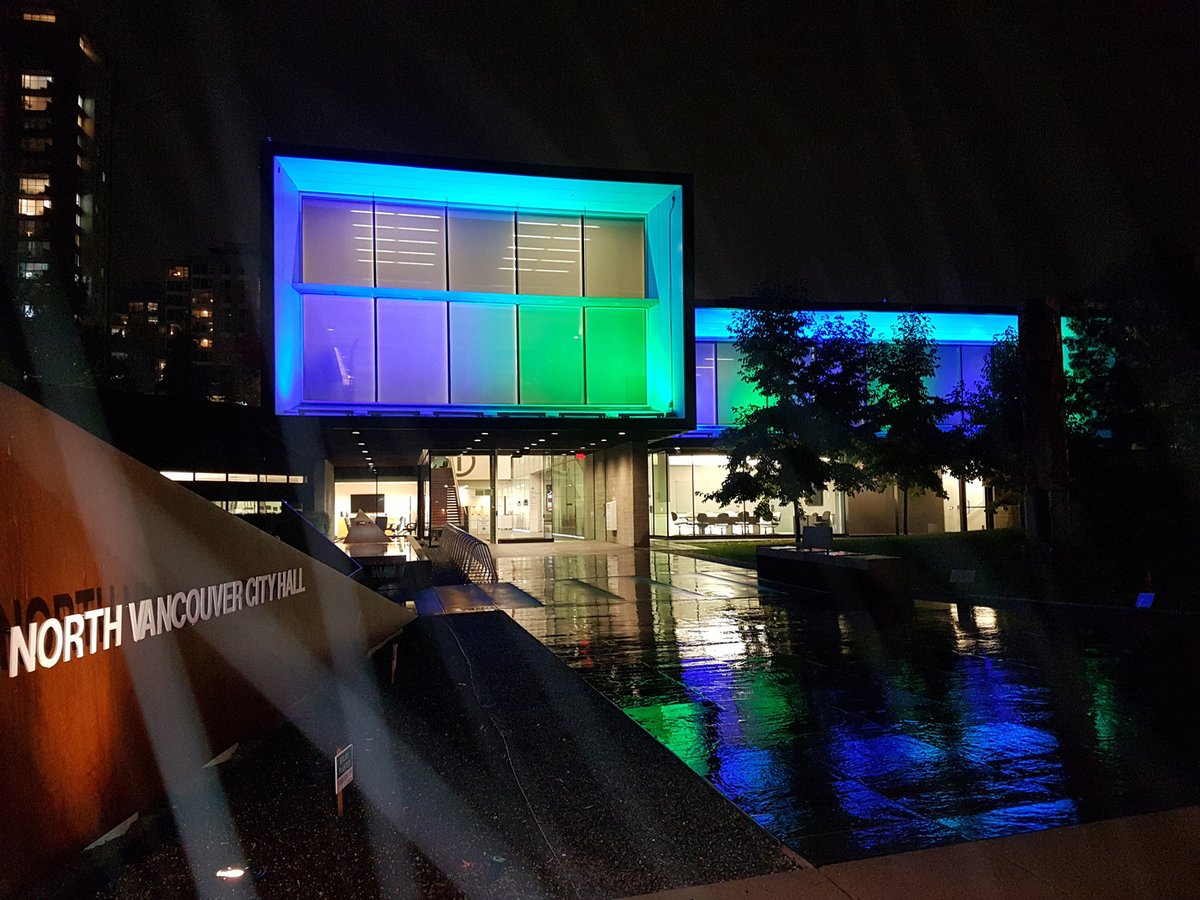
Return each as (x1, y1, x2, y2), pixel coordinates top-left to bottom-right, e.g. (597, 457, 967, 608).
(334, 744, 354, 817)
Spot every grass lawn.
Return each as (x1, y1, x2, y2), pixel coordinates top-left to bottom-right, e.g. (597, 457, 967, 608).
(657, 529, 1180, 608)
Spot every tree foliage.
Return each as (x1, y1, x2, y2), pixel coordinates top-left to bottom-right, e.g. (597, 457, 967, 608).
(706, 307, 876, 515)
(1065, 241, 1200, 448)
(960, 327, 1025, 504)
(867, 313, 956, 532)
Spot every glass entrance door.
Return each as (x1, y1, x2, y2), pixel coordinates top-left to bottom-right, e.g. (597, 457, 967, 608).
(549, 454, 588, 539)
(496, 453, 553, 541)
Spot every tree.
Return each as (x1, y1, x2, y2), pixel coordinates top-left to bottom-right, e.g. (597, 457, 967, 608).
(706, 300, 876, 536)
(1065, 241, 1200, 448)
(866, 313, 954, 534)
(960, 327, 1025, 509)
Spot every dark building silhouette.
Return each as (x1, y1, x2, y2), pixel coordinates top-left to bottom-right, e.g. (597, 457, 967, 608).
(1, 1, 110, 381)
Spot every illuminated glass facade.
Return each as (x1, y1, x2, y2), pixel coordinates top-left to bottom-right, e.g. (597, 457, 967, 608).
(651, 307, 1022, 537)
(269, 152, 689, 421)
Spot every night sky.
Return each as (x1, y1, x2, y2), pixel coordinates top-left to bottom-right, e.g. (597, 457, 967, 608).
(92, 1, 1197, 306)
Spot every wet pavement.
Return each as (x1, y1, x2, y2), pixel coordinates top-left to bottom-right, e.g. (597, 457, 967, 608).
(497, 546, 1200, 866)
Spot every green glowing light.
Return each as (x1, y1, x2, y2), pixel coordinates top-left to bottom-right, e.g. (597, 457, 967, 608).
(518, 306, 584, 404)
(585, 307, 647, 405)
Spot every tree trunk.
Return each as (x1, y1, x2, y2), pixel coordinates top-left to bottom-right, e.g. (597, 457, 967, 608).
(793, 500, 802, 546)
(902, 486, 910, 535)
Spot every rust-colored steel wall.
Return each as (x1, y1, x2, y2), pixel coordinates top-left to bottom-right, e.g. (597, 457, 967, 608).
(0, 385, 412, 897)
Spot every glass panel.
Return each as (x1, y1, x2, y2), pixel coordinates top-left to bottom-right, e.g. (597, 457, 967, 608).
(335, 476, 419, 538)
(550, 455, 587, 538)
(447, 208, 515, 294)
(960, 344, 990, 391)
(516, 214, 582, 296)
(504, 454, 551, 539)
(668, 454, 696, 532)
(964, 477, 988, 531)
(928, 343, 963, 404)
(583, 216, 644, 298)
(374, 202, 446, 290)
(518, 306, 583, 405)
(716, 345, 763, 425)
(301, 198, 374, 287)
(377, 299, 448, 404)
(651, 451, 669, 536)
(450, 303, 517, 404)
(585, 307, 646, 405)
(302, 294, 376, 403)
(695, 341, 717, 426)
(452, 454, 493, 541)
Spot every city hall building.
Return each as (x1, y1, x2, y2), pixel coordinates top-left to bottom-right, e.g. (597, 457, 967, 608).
(249, 145, 1017, 546)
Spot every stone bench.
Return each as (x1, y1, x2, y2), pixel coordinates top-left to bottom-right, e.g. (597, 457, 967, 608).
(756, 545, 908, 604)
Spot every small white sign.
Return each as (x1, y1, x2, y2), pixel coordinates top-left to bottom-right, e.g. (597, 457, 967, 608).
(334, 744, 354, 794)
(605, 500, 617, 532)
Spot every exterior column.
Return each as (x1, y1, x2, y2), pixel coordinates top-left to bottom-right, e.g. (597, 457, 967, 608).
(607, 439, 649, 548)
(308, 457, 336, 536)
(1018, 297, 1069, 546)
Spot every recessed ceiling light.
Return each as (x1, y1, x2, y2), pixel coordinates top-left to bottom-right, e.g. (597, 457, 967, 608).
(481, 432, 489, 435)
(473, 438, 481, 442)
(351, 431, 360, 435)
(361, 450, 368, 454)
(618, 431, 626, 436)
(358, 442, 365, 446)
(551, 432, 558, 436)
(216, 868, 245, 880)
(537, 439, 545, 442)
(601, 439, 607, 442)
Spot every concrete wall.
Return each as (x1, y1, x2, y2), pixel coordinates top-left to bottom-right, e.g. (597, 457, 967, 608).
(0, 385, 413, 897)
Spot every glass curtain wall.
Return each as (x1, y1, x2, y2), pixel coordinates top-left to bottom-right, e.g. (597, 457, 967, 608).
(653, 453, 857, 538)
(495, 452, 602, 541)
(334, 476, 419, 539)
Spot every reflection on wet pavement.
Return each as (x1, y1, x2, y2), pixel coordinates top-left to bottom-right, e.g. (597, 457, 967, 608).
(498, 548, 1200, 865)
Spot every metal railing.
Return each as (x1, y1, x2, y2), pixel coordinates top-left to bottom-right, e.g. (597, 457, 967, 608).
(439, 523, 498, 584)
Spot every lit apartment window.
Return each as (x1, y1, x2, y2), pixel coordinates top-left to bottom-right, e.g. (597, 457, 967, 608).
(147, 302, 158, 311)
(147, 315, 158, 324)
(19, 262, 50, 280)
(23, 95, 51, 111)
(168, 266, 189, 278)
(18, 198, 50, 216)
(199, 338, 213, 349)
(22, 10, 56, 22)
(19, 176, 50, 194)
(21, 73, 53, 90)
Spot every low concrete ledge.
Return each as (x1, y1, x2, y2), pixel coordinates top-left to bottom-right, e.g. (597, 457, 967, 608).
(756, 545, 909, 603)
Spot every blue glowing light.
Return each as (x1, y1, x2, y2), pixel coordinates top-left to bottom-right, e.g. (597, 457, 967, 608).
(694, 308, 1019, 343)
